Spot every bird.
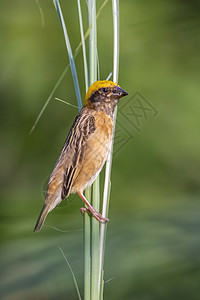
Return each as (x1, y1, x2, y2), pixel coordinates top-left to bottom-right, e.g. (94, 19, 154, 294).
(34, 80, 128, 232)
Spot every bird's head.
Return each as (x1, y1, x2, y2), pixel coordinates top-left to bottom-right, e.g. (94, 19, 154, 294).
(85, 80, 128, 116)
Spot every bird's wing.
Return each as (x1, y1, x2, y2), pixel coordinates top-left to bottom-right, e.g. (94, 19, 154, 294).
(45, 109, 95, 201)
(61, 109, 96, 199)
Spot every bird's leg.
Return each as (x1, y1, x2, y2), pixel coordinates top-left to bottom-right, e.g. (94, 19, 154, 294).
(78, 192, 109, 223)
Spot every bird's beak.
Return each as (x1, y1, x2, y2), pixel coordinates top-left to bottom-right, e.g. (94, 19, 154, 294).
(113, 86, 128, 98)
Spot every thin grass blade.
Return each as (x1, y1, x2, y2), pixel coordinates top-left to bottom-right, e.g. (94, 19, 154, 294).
(29, 65, 70, 134)
(58, 246, 82, 300)
(53, 0, 82, 110)
(55, 97, 79, 109)
(77, 0, 89, 92)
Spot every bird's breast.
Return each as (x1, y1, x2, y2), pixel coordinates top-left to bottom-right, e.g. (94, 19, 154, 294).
(71, 111, 113, 192)
(94, 110, 113, 139)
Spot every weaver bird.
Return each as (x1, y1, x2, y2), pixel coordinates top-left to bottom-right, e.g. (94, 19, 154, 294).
(34, 80, 128, 232)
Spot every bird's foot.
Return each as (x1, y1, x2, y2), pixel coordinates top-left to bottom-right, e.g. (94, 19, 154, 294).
(80, 207, 90, 215)
(80, 207, 109, 223)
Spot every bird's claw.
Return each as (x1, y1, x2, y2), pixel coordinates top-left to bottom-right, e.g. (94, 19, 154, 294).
(80, 207, 90, 215)
(80, 207, 109, 223)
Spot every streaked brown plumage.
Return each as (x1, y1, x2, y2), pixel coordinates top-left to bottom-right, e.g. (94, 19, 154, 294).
(34, 80, 128, 232)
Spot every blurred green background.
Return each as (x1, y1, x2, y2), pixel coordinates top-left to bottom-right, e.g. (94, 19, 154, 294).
(1, 0, 200, 299)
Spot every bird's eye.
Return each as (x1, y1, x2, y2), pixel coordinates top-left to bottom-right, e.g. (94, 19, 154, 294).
(102, 87, 108, 93)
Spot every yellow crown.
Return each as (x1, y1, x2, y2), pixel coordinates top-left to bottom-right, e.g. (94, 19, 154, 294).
(85, 80, 119, 105)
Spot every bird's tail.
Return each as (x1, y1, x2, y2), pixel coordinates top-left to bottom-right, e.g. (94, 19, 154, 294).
(34, 204, 50, 232)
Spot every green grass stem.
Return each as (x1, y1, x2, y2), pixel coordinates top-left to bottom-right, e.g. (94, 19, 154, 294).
(83, 188, 91, 300)
(87, 0, 101, 298)
(53, 0, 82, 110)
(99, 0, 120, 298)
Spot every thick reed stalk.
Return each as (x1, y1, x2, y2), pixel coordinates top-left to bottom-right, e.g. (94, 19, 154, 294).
(76, 1, 91, 299)
(83, 188, 91, 300)
(99, 0, 120, 298)
(87, 2, 100, 300)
